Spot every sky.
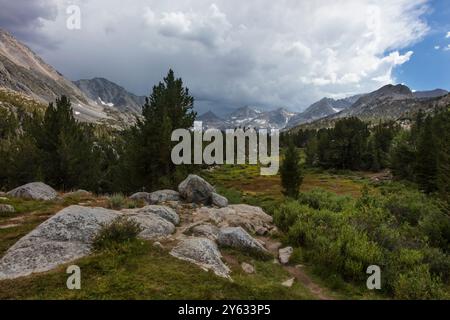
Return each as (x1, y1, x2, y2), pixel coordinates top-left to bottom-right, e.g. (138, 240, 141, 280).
(0, 0, 449, 115)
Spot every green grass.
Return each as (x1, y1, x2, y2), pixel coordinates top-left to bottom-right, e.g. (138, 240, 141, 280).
(0, 240, 315, 300)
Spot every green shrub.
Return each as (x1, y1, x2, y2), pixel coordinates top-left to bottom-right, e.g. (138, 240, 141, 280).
(108, 193, 126, 210)
(393, 265, 446, 300)
(93, 216, 142, 251)
(273, 201, 304, 233)
(298, 188, 351, 212)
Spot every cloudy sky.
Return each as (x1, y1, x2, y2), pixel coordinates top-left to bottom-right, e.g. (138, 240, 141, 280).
(1, 0, 449, 114)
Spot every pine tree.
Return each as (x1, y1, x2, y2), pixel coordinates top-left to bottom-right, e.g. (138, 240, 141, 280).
(415, 116, 438, 193)
(121, 69, 196, 192)
(280, 139, 303, 198)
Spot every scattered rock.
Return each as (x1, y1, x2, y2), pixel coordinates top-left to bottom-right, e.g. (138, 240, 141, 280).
(194, 204, 273, 233)
(129, 192, 152, 203)
(148, 190, 181, 204)
(170, 237, 230, 278)
(241, 262, 255, 274)
(256, 226, 268, 236)
(0, 205, 119, 280)
(217, 227, 270, 257)
(7, 182, 58, 201)
(126, 210, 176, 240)
(0, 204, 15, 214)
(178, 175, 215, 204)
(211, 193, 228, 208)
(63, 190, 92, 198)
(282, 278, 295, 288)
(0, 192, 6, 197)
(153, 241, 164, 249)
(279, 247, 294, 265)
(136, 205, 180, 225)
(190, 224, 220, 241)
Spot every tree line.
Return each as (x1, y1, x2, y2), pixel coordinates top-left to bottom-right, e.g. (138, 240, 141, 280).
(281, 109, 450, 203)
(0, 70, 196, 194)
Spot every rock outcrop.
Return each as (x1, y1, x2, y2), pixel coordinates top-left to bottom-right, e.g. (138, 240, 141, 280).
(190, 224, 220, 241)
(170, 237, 230, 278)
(7, 182, 58, 201)
(193, 204, 274, 233)
(134, 205, 180, 226)
(178, 175, 215, 204)
(0, 206, 119, 280)
(217, 227, 269, 257)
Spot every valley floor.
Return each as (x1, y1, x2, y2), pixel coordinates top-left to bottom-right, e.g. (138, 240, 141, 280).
(0, 166, 386, 300)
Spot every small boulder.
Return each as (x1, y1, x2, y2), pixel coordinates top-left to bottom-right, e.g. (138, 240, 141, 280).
(178, 175, 215, 204)
(190, 224, 220, 241)
(7, 182, 57, 201)
(63, 190, 92, 198)
(136, 205, 180, 225)
(279, 246, 294, 265)
(0, 204, 15, 214)
(241, 262, 255, 274)
(217, 227, 270, 257)
(0, 192, 6, 197)
(282, 278, 295, 288)
(170, 237, 230, 278)
(256, 226, 268, 236)
(211, 193, 228, 208)
(148, 190, 181, 204)
(129, 192, 152, 203)
(127, 211, 176, 240)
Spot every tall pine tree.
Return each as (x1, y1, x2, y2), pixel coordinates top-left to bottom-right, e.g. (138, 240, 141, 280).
(280, 139, 303, 198)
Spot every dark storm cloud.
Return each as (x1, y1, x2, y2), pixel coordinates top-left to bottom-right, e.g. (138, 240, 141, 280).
(0, 0, 59, 47)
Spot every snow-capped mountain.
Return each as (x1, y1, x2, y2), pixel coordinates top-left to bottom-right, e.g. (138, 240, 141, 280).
(197, 106, 297, 130)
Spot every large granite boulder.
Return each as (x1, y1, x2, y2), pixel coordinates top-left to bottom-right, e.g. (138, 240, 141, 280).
(170, 237, 230, 278)
(178, 175, 215, 204)
(193, 204, 274, 233)
(0, 206, 119, 280)
(134, 205, 180, 226)
(217, 227, 270, 257)
(7, 182, 58, 201)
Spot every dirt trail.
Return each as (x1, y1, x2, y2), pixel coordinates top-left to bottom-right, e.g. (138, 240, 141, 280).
(261, 236, 334, 300)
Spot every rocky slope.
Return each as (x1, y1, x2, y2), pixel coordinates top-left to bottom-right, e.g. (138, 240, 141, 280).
(289, 84, 449, 130)
(0, 29, 115, 122)
(286, 95, 362, 128)
(74, 78, 146, 114)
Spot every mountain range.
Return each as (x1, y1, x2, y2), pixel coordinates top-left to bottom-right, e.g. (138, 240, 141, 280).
(0, 27, 449, 131)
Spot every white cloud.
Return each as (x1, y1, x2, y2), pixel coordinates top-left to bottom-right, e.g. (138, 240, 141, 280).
(446, 32, 450, 38)
(435, 45, 441, 50)
(18, 0, 431, 112)
(444, 45, 450, 51)
(143, 4, 232, 49)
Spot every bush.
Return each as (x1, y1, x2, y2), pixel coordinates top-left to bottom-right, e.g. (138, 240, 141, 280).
(393, 265, 447, 300)
(298, 188, 351, 212)
(93, 216, 142, 251)
(273, 201, 304, 233)
(108, 193, 126, 210)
